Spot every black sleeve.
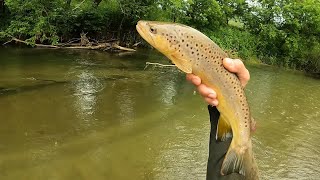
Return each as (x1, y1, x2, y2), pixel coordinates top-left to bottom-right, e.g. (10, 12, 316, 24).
(206, 105, 245, 180)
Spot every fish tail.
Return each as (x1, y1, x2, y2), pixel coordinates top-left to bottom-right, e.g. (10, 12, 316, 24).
(221, 139, 258, 179)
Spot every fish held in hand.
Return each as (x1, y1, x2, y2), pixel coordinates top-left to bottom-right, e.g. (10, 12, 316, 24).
(136, 20, 259, 179)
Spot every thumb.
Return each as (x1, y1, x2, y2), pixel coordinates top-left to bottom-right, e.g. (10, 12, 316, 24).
(223, 58, 250, 87)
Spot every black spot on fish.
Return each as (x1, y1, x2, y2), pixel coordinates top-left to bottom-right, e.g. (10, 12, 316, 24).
(196, 44, 198, 46)
(182, 39, 184, 42)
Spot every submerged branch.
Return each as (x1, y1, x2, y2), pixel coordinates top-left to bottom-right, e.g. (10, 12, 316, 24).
(144, 62, 176, 70)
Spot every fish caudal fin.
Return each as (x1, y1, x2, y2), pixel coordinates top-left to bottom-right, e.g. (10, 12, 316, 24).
(221, 140, 253, 177)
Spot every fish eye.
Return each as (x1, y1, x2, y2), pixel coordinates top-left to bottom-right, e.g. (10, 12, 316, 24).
(149, 27, 157, 34)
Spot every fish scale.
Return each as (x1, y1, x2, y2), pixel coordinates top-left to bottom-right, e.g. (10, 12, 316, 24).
(137, 20, 259, 180)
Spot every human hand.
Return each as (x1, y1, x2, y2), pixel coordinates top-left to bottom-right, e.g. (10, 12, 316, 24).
(186, 58, 250, 106)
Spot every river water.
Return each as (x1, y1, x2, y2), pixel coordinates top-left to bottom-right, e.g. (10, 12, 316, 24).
(0, 48, 319, 180)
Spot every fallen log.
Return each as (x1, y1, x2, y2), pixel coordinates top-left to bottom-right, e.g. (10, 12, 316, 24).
(12, 38, 59, 48)
(5, 37, 136, 52)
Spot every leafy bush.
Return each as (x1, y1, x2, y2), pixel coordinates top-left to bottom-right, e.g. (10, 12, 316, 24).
(208, 26, 258, 60)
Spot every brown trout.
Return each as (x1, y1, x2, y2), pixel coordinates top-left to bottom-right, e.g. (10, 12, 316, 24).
(136, 21, 259, 179)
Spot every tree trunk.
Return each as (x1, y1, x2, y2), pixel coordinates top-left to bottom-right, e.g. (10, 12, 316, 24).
(0, 0, 4, 14)
(66, 0, 72, 8)
(94, 0, 102, 6)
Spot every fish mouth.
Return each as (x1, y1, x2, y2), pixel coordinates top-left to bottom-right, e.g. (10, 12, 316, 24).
(136, 21, 145, 37)
(136, 21, 156, 47)
(137, 20, 173, 54)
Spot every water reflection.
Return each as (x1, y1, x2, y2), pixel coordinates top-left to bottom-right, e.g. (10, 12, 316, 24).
(116, 84, 135, 125)
(72, 70, 103, 126)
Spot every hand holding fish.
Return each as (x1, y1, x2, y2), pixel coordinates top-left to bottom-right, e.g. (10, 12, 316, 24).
(186, 58, 250, 106)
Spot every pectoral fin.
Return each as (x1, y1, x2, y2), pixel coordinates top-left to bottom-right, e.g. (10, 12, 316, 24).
(169, 54, 192, 73)
(251, 117, 257, 133)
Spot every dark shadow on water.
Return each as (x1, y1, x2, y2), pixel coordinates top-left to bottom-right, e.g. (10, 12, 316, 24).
(0, 75, 129, 96)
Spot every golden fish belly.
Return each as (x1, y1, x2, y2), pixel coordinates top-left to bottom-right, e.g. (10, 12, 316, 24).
(192, 61, 252, 147)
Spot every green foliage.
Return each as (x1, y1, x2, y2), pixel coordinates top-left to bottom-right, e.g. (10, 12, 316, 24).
(241, 0, 320, 72)
(185, 0, 224, 29)
(3, 0, 64, 45)
(217, 0, 248, 24)
(206, 26, 258, 60)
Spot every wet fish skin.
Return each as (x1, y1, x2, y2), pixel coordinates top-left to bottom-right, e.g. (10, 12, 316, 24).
(136, 20, 259, 179)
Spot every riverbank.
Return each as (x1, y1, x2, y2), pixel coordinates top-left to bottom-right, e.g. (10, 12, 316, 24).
(1, 1, 319, 74)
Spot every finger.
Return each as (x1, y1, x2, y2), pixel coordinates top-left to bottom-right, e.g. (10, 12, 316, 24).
(197, 84, 216, 98)
(186, 73, 201, 86)
(205, 97, 219, 106)
(223, 58, 250, 87)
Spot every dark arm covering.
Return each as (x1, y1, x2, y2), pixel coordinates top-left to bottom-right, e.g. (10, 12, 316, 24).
(206, 105, 245, 180)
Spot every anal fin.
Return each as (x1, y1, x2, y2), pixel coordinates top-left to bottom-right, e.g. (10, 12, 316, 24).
(216, 114, 232, 141)
(251, 117, 257, 133)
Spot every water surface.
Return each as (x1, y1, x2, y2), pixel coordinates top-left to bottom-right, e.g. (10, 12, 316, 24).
(0, 48, 319, 179)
